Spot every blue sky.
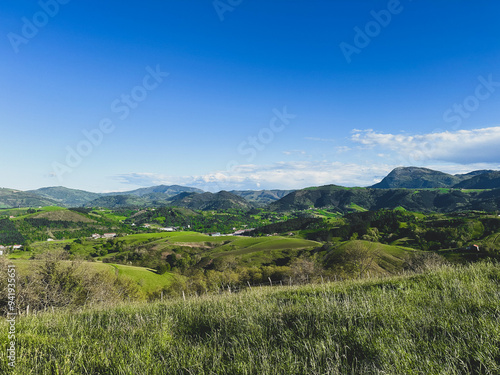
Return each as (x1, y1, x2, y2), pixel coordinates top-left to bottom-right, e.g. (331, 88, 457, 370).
(1, 0, 500, 192)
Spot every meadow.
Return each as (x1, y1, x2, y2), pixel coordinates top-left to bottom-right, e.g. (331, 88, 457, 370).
(1, 261, 499, 374)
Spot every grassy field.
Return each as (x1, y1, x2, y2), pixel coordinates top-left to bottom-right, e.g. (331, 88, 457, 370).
(1, 206, 66, 220)
(8, 259, 176, 296)
(1, 262, 499, 374)
(335, 241, 417, 274)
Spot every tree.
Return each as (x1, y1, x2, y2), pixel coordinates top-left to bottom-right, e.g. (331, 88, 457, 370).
(342, 241, 381, 278)
(287, 258, 316, 284)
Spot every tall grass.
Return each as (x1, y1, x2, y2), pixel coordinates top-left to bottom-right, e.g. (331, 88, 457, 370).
(1, 262, 500, 374)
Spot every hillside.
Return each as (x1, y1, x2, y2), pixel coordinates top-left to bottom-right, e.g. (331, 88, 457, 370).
(0, 188, 58, 209)
(28, 186, 103, 207)
(29, 209, 96, 223)
(110, 184, 204, 197)
(455, 169, 496, 179)
(269, 185, 500, 213)
(2, 262, 499, 374)
(370, 167, 462, 188)
(453, 171, 500, 189)
(371, 167, 500, 189)
(85, 194, 148, 208)
(168, 191, 254, 211)
(230, 189, 295, 205)
(28, 185, 204, 207)
(84, 191, 254, 210)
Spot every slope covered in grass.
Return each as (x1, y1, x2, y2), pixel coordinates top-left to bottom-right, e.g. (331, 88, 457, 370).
(1, 262, 499, 374)
(10, 259, 176, 296)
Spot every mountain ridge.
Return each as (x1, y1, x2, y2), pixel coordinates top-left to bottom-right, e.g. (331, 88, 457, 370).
(2, 167, 499, 209)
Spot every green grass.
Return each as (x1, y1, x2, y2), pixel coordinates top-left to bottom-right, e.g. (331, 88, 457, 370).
(93, 209, 127, 222)
(348, 203, 367, 212)
(107, 263, 176, 293)
(314, 209, 341, 218)
(1, 206, 66, 220)
(336, 240, 416, 274)
(1, 262, 500, 374)
(9, 259, 176, 295)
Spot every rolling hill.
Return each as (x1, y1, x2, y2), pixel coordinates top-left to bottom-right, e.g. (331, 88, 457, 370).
(370, 167, 499, 189)
(109, 184, 204, 197)
(167, 191, 254, 211)
(84, 194, 148, 208)
(370, 167, 462, 188)
(269, 185, 500, 213)
(453, 171, 500, 189)
(0, 188, 58, 209)
(28, 185, 205, 207)
(84, 190, 254, 210)
(28, 186, 103, 207)
(8, 167, 500, 211)
(229, 189, 295, 205)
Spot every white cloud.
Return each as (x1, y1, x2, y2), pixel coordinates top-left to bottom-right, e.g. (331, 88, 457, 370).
(351, 126, 500, 164)
(114, 161, 396, 191)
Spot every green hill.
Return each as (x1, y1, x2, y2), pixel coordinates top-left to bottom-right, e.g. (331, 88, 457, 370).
(269, 185, 500, 213)
(230, 189, 295, 205)
(453, 171, 500, 189)
(112, 184, 204, 197)
(28, 186, 103, 207)
(85, 194, 148, 208)
(2, 262, 499, 374)
(371, 167, 499, 189)
(167, 191, 254, 211)
(370, 167, 462, 188)
(85, 191, 254, 210)
(10, 259, 175, 295)
(0, 188, 58, 209)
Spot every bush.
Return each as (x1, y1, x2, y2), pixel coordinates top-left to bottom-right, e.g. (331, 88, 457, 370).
(156, 263, 171, 275)
(403, 251, 448, 273)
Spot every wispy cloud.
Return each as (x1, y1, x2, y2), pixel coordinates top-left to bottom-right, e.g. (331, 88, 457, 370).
(305, 137, 336, 142)
(282, 150, 307, 156)
(114, 172, 176, 187)
(336, 146, 351, 153)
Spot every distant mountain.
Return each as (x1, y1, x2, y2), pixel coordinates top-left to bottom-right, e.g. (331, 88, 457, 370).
(453, 171, 500, 189)
(84, 194, 148, 208)
(370, 167, 499, 190)
(110, 185, 204, 197)
(85, 190, 254, 210)
(168, 191, 254, 211)
(455, 170, 496, 179)
(230, 190, 295, 206)
(370, 167, 461, 189)
(269, 185, 500, 213)
(0, 188, 59, 209)
(28, 186, 103, 207)
(27, 185, 204, 208)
